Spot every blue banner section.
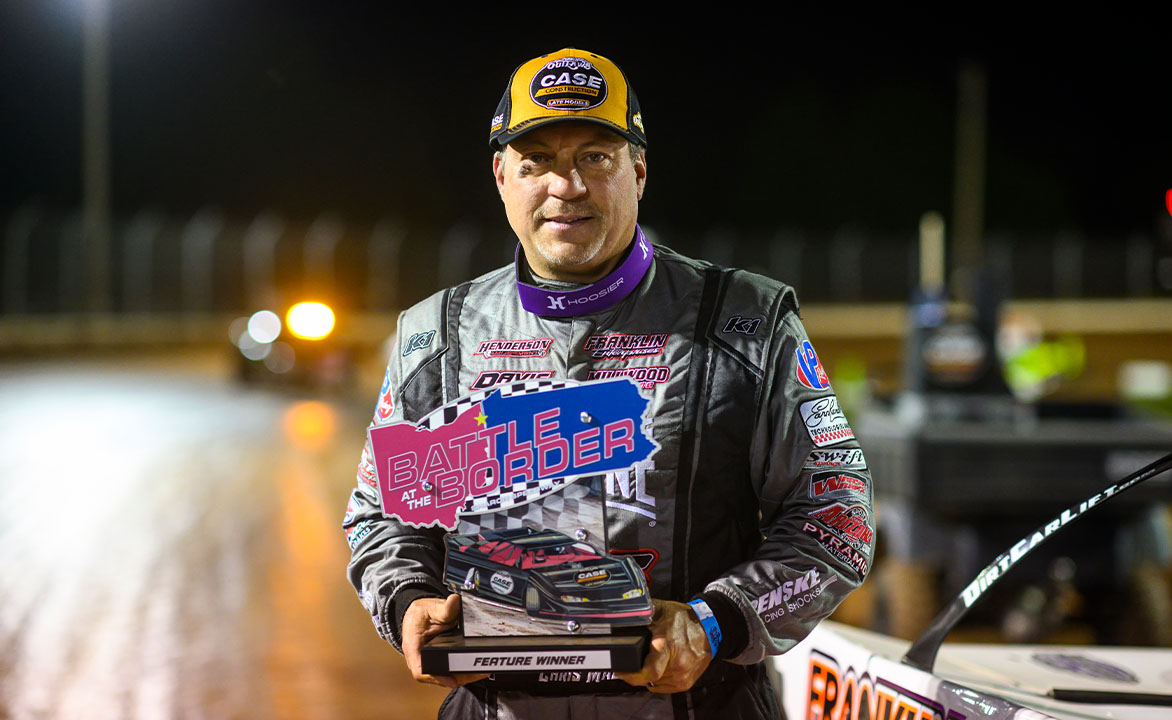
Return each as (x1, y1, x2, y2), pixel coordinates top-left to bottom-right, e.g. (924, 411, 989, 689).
(480, 379, 655, 486)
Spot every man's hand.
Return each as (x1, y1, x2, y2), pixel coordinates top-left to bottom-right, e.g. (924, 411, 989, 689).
(615, 599, 713, 694)
(401, 594, 489, 689)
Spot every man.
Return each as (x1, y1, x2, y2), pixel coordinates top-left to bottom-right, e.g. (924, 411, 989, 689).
(344, 48, 874, 718)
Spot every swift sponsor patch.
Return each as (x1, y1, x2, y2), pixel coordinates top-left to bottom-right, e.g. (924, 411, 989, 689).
(795, 340, 830, 390)
(809, 471, 869, 501)
(471, 369, 555, 390)
(803, 448, 867, 470)
(475, 338, 554, 359)
(581, 333, 668, 360)
(587, 366, 670, 390)
(799, 396, 854, 447)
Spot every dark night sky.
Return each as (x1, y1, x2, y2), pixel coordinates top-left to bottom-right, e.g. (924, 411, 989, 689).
(2, 4, 1168, 242)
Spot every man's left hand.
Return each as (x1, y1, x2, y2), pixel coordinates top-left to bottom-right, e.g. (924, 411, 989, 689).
(615, 599, 713, 694)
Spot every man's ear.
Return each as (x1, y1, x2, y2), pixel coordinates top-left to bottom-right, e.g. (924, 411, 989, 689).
(634, 151, 647, 201)
(493, 151, 506, 200)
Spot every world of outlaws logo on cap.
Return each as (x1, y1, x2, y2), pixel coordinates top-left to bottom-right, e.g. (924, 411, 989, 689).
(529, 56, 608, 111)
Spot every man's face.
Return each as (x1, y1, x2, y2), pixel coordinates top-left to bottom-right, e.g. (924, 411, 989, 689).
(494, 122, 647, 283)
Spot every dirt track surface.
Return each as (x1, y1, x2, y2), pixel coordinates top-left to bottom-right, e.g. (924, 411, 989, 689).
(0, 355, 448, 719)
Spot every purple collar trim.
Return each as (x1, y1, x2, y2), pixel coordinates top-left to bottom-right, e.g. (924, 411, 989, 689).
(515, 226, 653, 317)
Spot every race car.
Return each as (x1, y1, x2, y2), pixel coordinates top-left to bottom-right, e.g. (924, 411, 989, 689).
(443, 527, 653, 625)
(772, 451, 1172, 719)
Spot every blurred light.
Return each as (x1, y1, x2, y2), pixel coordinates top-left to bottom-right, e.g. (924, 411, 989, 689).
(264, 342, 296, 374)
(248, 310, 282, 344)
(238, 333, 272, 361)
(1119, 360, 1172, 400)
(282, 401, 337, 451)
(228, 316, 249, 346)
(286, 302, 335, 340)
(1166, 188, 1171, 217)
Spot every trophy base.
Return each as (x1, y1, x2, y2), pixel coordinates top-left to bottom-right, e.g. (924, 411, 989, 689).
(420, 628, 649, 675)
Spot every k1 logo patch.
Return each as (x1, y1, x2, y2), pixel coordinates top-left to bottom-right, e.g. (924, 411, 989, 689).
(722, 316, 762, 335)
(403, 330, 436, 356)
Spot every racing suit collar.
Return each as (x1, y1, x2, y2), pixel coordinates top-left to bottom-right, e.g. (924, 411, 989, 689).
(514, 225, 653, 318)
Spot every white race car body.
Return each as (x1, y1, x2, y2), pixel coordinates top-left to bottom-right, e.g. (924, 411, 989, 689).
(773, 621, 1172, 719)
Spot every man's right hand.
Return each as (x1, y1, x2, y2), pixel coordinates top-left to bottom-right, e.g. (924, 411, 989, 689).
(401, 594, 490, 689)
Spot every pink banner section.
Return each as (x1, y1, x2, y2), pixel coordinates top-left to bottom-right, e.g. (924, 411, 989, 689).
(369, 404, 498, 529)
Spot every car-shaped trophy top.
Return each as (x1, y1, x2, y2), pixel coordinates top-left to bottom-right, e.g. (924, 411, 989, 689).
(444, 527, 653, 629)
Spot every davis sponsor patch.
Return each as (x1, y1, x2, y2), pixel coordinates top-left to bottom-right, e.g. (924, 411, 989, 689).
(530, 56, 607, 111)
(471, 369, 556, 391)
(587, 366, 670, 390)
(795, 340, 830, 390)
(809, 471, 869, 501)
(799, 396, 854, 447)
(808, 502, 873, 553)
(475, 338, 554, 359)
(802, 521, 869, 575)
(581, 333, 668, 361)
(803, 448, 867, 470)
(403, 330, 436, 356)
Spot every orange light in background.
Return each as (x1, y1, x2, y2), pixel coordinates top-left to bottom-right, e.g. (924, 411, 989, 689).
(282, 400, 337, 451)
(286, 302, 335, 340)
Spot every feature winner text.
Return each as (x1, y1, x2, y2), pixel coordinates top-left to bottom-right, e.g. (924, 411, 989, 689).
(448, 650, 612, 672)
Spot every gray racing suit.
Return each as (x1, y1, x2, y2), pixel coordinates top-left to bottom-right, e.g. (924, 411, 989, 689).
(343, 234, 875, 719)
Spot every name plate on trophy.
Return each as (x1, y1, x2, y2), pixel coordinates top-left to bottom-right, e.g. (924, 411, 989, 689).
(368, 378, 659, 674)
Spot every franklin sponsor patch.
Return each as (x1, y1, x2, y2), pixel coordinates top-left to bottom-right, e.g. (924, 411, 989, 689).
(799, 396, 854, 447)
(475, 338, 554, 359)
(809, 471, 869, 501)
(471, 369, 556, 391)
(803, 448, 867, 470)
(529, 56, 607, 111)
(581, 333, 668, 361)
(587, 366, 670, 390)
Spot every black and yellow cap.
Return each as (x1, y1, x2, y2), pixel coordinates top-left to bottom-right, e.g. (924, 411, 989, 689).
(489, 48, 646, 150)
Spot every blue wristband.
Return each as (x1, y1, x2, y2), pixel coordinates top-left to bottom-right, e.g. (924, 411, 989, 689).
(687, 599, 721, 658)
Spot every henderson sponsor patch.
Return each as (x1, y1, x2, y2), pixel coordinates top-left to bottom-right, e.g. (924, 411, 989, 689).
(587, 366, 670, 390)
(581, 333, 669, 361)
(809, 502, 873, 553)
(802, 521, 869, 575)
(809, 470, 869, 501)
(475, 338, 554, 359)
(799, 396, 855, 447)
(803, 448, 867, 470)
(471, 369, 556, 391)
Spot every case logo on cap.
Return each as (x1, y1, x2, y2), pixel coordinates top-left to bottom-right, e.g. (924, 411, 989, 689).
(530, 57, 608, 111)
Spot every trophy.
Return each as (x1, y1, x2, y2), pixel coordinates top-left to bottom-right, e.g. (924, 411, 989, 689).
(368, 378, 657, 674)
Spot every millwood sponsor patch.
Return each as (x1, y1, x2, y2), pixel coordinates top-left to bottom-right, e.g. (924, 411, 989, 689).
(587, 366, 670, 389)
